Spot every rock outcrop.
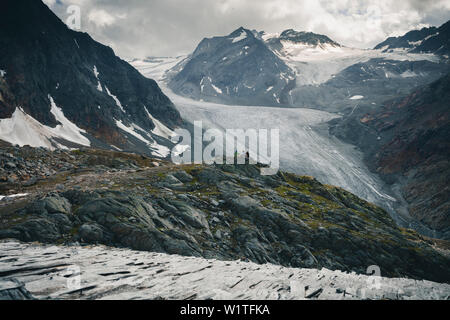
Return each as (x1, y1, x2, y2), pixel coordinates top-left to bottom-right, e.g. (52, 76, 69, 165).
(0, 147, 449, 283)
(168, 27, 296, 106)
(0, 0, 181, 156)
(1, 240, 449, 300)
(330, 72, 450, 239)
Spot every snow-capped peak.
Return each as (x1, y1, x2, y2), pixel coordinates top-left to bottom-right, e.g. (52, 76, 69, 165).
(278, 29, 341, 48)
(230, 27, 249, 43)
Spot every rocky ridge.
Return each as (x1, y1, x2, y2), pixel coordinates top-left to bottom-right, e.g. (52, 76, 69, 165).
(0, 0, 181, 156)
(375, 20, 450, 56)
(0, 147, 449, 284)
(330, 72, 450, 240)
(168, 27, 296, 106)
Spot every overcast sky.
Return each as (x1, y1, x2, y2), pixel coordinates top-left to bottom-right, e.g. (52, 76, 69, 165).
(43, 0, 450, 59)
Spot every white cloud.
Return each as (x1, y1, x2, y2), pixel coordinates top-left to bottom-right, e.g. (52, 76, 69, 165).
(88, 9, 117, 27)
(42, 0, 57, 7)
(46, 0, 450, 58)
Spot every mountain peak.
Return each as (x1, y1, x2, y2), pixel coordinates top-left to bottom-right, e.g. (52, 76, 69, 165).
(228, 27, 254, 39)
(278, 29, 340, 47)
(0, 0, 181, 156)
(374, 19, 450, 55)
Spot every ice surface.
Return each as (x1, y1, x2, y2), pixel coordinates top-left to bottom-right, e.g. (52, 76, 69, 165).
(272, 43, 440, 86)
(131, 59, 398, 211)
(1, 241, 448, 300)
(129, 56, 187, 82)
(167, 88, 396, 207)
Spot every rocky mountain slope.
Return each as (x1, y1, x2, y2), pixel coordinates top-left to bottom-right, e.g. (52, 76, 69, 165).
(265, 29, 340, 48)
(168, 27, 296, 106)
(0, 0, 181, 156)
(0, 146, 449, 283)
(165, 22, 450, 113)
(375, 20, 450, 56)
(1, 240, 449, 300)
(330, 72, 450, 240)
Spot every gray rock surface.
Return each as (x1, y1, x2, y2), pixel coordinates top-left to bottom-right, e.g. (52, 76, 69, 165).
(1, 158, 449, 283)
(0, 241, 448, 300)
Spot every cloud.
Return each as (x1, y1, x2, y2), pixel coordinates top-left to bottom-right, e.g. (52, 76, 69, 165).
(44, 0, 450, 58)
(88, 9, 120, 27)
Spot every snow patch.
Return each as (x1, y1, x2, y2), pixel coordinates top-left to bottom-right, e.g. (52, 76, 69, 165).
(115, 119, 170, 157)
(93, 66, 102, 92)
(0, 70, 6, 78)
(172, 143, 190, 157)
(115, 119, 149, 145)
(144, 106, 175, 140)
(0, 97, 90, 149)
(48, 95, 91, 147)
(211, 83, 222, 94)
(400, 70, 418, 78)
(93, 66, 99, 78)
(129, 56, 188, 82)
(105, 86, 125, 113)
(0, 193, 28, 201)
(349, 95, 364, 100)
(231, 30, 247, 43)
(150, 142, 171, 158)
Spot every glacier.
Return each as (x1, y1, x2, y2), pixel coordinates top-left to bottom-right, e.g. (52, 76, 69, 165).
(131, 58, 401, 220)
(268, 41, 440, 86)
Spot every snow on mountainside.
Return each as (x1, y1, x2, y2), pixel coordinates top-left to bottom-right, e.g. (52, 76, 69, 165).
(1, 241, 449, 300)
(165, 26, 449, 112)
(132, 59, 407, 228)
(0, 0, 181, 157)
(374, 20, 450, 56)
(167, 27, 296, 106)
(131, 39, 448, 238)
(262, 28, 443, 87)
(267, 29, 448, 113)
(330, 72, 450, 240)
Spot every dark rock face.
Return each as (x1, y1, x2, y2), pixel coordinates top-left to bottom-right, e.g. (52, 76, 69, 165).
(278, 29, 340, 47)
(374, 20, 450, 55)
(168, 27, 296, 106)
(264, 29, 340, 55)
(0, 0, 181, 155)
(0, 147, 448, 283)
(0, 279, 35, 300)
(330, 73, 450, 239)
